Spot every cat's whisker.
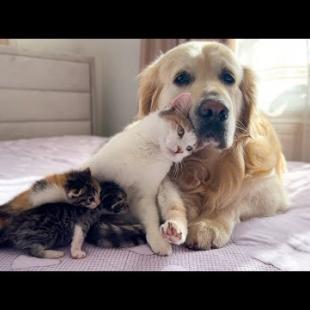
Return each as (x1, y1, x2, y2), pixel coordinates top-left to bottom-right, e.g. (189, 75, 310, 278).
(173, 162, 183, 178)
(179, 162, 184, 176)
(171, 163, 178, 179)
(174, 163, 180, 178)
(173, 164, 177, 178)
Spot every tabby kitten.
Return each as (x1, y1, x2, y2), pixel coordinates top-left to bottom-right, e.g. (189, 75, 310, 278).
(0, 181, 128, 259)
(0, 168, 101, 220)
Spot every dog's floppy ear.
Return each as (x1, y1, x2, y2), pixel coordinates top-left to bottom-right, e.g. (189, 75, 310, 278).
(239, 66, 257, 130)
(137, 58, 162, 118)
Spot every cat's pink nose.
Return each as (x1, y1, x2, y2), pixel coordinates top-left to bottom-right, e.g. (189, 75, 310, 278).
(175, 146, 183, 154)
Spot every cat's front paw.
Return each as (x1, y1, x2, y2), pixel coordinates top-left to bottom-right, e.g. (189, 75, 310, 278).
(160, 220, 187, 245)
(146, 235, 172, 256)
(71, 249, 87, 259)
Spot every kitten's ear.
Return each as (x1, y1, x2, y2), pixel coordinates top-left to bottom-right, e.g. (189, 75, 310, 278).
(82, 167, 91, 177)
(169, 92, 192, 114)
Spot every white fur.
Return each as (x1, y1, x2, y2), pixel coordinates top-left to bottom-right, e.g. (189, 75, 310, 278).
(71, 225, 86, 259)
(30, 184, 66, 207)
(82, 111, 196, 255)
(158, 177, 188, 244)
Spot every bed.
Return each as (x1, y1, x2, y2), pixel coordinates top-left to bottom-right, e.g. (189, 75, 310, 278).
(0, 46, 309, 271)
(0, 135, 310, 271)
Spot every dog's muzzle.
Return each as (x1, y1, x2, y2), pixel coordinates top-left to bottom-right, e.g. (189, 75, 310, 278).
(192, 97, 229, 149)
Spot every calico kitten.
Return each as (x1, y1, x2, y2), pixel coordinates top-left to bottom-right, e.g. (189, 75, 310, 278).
(0, 181, 128, 259)
(75, 93, 198, 256)
(0, 168, 101, 221)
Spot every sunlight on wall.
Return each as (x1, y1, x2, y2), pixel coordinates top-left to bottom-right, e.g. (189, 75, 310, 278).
(237, 39, 309, 120)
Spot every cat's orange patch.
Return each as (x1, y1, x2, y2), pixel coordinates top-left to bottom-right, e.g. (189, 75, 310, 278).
(46, 173, 67, 187)
(7, 190, 32, 214)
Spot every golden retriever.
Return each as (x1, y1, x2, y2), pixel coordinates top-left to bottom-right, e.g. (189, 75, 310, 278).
(138, 41, 288, 250)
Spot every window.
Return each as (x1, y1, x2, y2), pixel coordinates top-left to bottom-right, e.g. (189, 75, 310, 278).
(237, 39, 309, 121)
(237, 39, 310, 161)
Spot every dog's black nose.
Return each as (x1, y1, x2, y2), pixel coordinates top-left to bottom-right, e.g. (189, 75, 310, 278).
(198, 100, 229, 122)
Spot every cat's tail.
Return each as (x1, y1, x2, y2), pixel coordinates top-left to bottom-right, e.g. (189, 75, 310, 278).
(86, 222, 146, 248)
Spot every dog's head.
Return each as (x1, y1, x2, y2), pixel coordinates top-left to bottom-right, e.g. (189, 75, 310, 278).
(138, 41, 256, 150)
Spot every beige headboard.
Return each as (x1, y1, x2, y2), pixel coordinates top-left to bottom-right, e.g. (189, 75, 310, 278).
(0, 45, 96, 140)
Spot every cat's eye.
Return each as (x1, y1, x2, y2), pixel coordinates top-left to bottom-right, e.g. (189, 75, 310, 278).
(87, 197, 94, 203)
(186, 146, 193, 152)
(177, 125, 184, 138)
(70, 189, 82, 197)
(174, 71, 193, 86)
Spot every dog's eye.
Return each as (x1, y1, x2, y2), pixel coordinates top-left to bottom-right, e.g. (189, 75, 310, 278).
(220, 70, 235, 85)
(186, 146, 193, 152)
(174, 71, 193, 86)
(177, 125, 185, 137)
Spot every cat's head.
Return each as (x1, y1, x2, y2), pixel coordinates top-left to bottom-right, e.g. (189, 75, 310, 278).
(99, 181, 129, 215)
(65, 168, 101, 209)
(158, 93, 198, 163)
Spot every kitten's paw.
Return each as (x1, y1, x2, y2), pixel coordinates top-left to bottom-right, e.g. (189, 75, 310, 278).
(147, 235, 172, 256)
(71, 249, 87, 259)
(160, 220, 187, 245)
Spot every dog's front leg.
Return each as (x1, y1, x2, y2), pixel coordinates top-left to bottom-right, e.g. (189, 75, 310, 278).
(186, 207, 238, 250)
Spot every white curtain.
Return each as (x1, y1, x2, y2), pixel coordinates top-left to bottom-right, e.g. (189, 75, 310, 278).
(236, 39, 310, 162)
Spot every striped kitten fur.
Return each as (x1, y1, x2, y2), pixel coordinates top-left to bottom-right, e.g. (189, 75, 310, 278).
(0, 181, 135, 258)
(84, 209, 146, 249)
(0, 167, 146, 252)
(86, 222, 146, 248)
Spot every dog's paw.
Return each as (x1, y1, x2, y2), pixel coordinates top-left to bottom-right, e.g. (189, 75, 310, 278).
(186, 220, 231, 250)
(160, 220, 187, 245)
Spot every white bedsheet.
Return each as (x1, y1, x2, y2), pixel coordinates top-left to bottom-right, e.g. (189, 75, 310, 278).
(232, 162, 310, 271)
(0, 136, 309, 271)
(0, 135, 107, 204)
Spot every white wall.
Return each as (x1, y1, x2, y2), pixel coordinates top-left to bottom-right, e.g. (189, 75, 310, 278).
(14, 39, 141, 136)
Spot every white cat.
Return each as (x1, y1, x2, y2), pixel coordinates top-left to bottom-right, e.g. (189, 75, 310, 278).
(71, 93, 197, 257)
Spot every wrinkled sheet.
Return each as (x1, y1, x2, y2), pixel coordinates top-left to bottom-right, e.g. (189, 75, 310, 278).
(232, 162, 310, 271)
(0, 136, 308, 271)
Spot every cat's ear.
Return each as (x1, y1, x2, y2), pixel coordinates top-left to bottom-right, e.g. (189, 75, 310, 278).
(169, 92, 192, 114)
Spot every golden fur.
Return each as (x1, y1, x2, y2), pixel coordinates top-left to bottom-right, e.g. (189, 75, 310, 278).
(138, 41, 288, 250)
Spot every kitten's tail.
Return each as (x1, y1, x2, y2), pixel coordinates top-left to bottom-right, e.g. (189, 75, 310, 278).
(0, 209, 12, 231)
(0, 201, 19, 216)
(0, 203, 9, 212)
(0, 215, 10, 246)
(86, 223, 146, 248)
